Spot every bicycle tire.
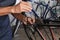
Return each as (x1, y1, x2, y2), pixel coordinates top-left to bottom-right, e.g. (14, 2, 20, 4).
(23, 24, 42, 40)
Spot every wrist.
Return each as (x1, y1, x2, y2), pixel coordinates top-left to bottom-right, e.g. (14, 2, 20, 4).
(11, 6, 16, 13)
(7, 6, 13, 13)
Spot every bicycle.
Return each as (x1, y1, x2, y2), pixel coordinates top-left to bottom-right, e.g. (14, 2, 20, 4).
(11, 0, 60, 40)
(22, 0, 60, 40)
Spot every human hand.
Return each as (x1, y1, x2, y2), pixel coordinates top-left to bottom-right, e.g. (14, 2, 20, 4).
(23, 17, 35, 25)
(12, 13, 35, 25)
(11, 1, 32, 13)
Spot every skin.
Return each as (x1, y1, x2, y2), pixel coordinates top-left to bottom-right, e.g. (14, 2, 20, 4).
(0, 1, 35, 24)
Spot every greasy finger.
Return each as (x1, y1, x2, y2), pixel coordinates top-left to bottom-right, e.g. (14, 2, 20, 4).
(32, 18, 35, 23)
(28, 18, 33, 24)
(23, 21, 27, 25)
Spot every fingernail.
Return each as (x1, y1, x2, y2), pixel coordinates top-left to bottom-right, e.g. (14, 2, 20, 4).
(31, 8, 32, 9)
(29, 10, 31, 12)
(24, 22, 27, 25)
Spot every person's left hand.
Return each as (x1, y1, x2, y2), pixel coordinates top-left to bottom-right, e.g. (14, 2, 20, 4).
(12, 13, 35, 25)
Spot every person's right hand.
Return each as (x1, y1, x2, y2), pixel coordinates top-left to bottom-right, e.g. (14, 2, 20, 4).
(11, 1, 32, 13)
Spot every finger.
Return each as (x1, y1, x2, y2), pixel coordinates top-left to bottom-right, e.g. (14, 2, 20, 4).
(21, 4, 32, 10)
(21, 6, 32, 12)
(22, 8, 32, 12)
(28, 18, 33, 24)
(32, 18, 35, 23)
(24, 17, 27, 22)
(23, 21, 27, 25)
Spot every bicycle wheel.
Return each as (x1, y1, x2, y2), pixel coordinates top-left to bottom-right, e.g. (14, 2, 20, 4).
(23, 24, 42, 40)
(24, 25, 36, 40)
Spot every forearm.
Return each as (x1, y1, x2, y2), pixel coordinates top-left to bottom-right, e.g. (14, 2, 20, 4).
(0, 6, 12, 16)
(12, 13, 26, 21)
